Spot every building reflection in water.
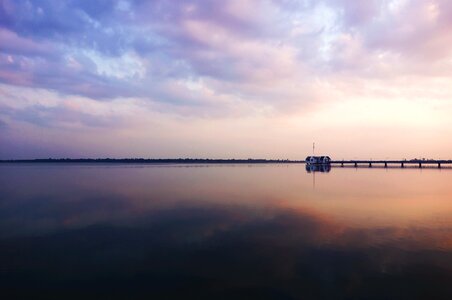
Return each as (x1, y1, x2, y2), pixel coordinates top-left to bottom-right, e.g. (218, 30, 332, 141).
(305, 163, 331, 173)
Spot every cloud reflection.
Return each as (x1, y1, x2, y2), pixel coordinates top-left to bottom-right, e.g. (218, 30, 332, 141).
(3, 203, 452, 299)
(3, 164, 452, 298)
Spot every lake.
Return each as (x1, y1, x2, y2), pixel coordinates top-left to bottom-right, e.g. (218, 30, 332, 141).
(2, 163, 452, 299)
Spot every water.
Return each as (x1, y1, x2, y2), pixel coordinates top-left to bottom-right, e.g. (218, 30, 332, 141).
(2, 163, 452, 299)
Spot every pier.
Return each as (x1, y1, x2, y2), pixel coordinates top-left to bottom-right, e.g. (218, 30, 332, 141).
(329, 160, 452, 169)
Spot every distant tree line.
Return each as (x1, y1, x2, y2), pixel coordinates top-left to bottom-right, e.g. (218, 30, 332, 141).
(0, 158, 304, 164)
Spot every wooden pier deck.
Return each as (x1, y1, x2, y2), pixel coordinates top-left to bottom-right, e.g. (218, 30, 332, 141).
(329, 160, 452, 169)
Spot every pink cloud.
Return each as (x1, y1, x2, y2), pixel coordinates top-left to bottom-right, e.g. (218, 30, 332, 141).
(0, 28, 53, 57)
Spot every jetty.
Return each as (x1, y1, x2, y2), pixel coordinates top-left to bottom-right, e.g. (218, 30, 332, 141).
(329, 159, 452, 169)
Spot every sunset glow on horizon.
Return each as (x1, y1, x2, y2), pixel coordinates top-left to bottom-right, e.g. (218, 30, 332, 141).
(1, 0, 452, 159)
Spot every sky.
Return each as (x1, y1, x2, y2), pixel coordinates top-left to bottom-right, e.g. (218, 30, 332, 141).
(1, 0, 452, 160)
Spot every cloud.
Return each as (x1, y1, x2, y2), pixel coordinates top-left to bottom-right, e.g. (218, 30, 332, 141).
(367, 0, 452, 60)
(0, 1, 447, 94)
(2, 0, 452, 158)
(1, 0, 451, 101)
(0, 0, 327, 115)
(0, 28, 54, 57)
(322, 0, 452, 76)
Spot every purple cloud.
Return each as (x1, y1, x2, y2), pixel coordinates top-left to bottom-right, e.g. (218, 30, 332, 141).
(2, 0, 452, 159)
(0, 2, 289, 123)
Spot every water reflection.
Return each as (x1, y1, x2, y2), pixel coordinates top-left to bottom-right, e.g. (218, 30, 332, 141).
(305, 163, 331, 173)
(1, 164, 452, 299)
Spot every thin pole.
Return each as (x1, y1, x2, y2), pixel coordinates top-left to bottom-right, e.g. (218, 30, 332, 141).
(313, 171, 315, 189)
(313, 142, 315, 155)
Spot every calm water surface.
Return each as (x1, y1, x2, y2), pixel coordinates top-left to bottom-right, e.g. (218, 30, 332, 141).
(2, 163, 452, 299)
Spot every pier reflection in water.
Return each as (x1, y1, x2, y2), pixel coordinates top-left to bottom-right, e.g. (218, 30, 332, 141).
(2, 163, 452, 299)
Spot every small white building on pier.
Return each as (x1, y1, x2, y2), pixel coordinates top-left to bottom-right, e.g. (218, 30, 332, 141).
(306, 156, 331, 164)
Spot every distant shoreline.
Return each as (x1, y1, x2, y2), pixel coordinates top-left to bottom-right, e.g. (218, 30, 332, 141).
(0, 158, 305, 164)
